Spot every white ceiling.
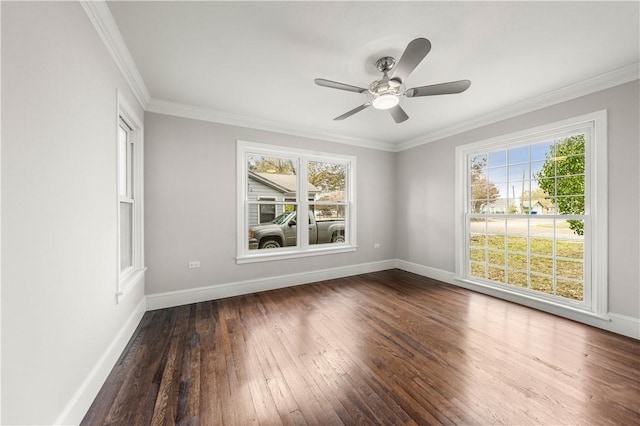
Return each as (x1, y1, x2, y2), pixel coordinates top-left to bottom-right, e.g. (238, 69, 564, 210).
(106, 1, 639, 151)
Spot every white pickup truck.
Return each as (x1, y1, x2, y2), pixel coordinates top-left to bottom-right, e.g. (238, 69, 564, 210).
(249, 210, 345, 249)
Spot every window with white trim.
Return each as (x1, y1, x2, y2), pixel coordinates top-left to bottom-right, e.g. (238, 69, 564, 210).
(117, 93, 145, 300)
(237, 141, 356, 263)
(455, 111, 607, 317)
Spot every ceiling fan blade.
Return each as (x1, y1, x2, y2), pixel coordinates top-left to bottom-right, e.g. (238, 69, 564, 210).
(315, 78, 367, 93)
(389, 105, 409, 123)
(391, 38, 431, 83)
(406, 80, 471, 98)
(334, 103, 370, 120)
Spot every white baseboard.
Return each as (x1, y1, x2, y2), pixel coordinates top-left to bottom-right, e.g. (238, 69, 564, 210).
(53, 296, 147, 425)
(394, 259, 457, 285)
(146, 259, 397, 311)
(394, 259, 640, 340)
(606, 313, 640, 339)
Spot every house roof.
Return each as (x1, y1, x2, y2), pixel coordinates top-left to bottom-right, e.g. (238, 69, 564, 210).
(523, 198, 554, 209)
(250, 172, 320, 194)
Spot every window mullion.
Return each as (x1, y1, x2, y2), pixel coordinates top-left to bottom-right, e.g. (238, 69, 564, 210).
(298, 157, 309, 251)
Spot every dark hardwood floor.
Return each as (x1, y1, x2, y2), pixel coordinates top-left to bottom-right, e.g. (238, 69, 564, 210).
(82, 269, 640, 425)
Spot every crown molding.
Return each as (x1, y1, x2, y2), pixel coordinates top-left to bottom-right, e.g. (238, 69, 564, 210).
(80, 1, 150, 109)
(147, 98, 396, 152)
(396, 63, 640, 152)
(80, 0, 637, 153)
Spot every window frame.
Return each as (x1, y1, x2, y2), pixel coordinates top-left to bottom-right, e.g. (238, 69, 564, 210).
(454, 110, 608, 319)
(116, 92, 145, 302)
(237, 140, 357, 263)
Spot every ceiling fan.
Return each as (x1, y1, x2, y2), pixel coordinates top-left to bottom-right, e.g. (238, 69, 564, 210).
(314, 38, 471, 123)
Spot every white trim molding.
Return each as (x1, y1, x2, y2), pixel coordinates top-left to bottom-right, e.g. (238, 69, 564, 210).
(395, 259, 638, 340)
(146, 260, 395, 311)
(80, 1, 150, 109)
(53, 297, 147, 425)
(147, 98, 396, 152)
(397, 63, 638, 151)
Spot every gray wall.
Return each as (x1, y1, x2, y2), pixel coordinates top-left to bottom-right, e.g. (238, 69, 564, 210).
(144, 112, 396, 295)
(396, 81, 640, 319)
(2, 2, 145, 424)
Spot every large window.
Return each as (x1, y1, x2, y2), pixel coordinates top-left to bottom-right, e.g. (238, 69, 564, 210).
(116, 93, 145, 300)
(237, 141, 356, 263)
(455, 111, 607, 317)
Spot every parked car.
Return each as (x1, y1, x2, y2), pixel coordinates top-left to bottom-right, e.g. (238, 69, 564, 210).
(249, 210, 345, 249)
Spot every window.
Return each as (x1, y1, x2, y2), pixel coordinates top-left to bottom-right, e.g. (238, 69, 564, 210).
(258, 197, 276, 223)
(237, 141, 356, 263)
(455, 111, 607, 317)
(116, 93, 145, 301)
(118, 120, 134, 273)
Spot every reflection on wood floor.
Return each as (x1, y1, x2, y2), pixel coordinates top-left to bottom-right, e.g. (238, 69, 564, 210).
(82, 269, 640, 425)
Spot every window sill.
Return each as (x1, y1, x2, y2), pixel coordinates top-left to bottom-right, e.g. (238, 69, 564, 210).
(454, 276, 610, 321)
(237, 245, 357, 264)
(117, 267, 146, 303)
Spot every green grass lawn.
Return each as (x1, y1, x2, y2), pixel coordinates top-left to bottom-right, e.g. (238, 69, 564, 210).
(469, 234, 584, 300)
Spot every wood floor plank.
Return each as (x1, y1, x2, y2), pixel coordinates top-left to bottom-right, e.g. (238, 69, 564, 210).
(82, 270, 640, 425)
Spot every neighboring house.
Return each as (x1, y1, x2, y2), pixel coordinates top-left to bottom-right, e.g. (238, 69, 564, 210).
(248, 171, 320, 225)
(480, 198, 510, 214)
(522, 199, 555, 215)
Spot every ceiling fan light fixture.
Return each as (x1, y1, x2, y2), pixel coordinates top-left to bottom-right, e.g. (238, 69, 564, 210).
(372, 93, 399, 110)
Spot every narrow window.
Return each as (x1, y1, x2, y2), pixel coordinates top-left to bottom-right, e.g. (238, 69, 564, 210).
(116, 93, 145, 301)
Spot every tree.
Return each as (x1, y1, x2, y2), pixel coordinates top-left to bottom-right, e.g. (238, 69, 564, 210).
(534, 135, 585, 235)
(307, 162, 345, 194)
(470, 156, 500, 213)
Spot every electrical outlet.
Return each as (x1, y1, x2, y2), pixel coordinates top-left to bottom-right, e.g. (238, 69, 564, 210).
(374, 243, 381, 249)
(188, 261, 200, 269)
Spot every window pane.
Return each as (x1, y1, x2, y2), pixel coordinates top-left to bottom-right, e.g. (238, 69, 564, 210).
(470, 247, 486, 262)
(308, 161, 346, 202)
(127, 137, 134, 198)
(470, 262, 486, 279)
(488, 150, 506, 167)
(507, 270, 528, 288)
(247, 155, 298, 202)
(508, 146, 529, 164)
(470, 154, 487, 179)
(508, 163, 529, 185)
(469, 218, 487, 246)
(557, 278, 584, 301)
(530, 141, 553, 161)
(118, 125, 128, 197)
(488, 166, 507, 182)
(530, 274, 553, 295)
(556, 236, 584, 260)
(309, 204, 345, 245)
(120, 202, 133, 272)
(488, 266, 506, 283)
(529, 218, 554, 256)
